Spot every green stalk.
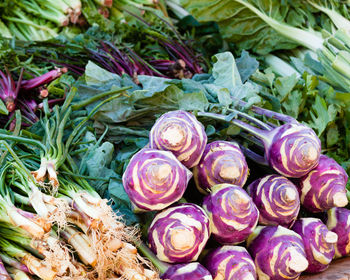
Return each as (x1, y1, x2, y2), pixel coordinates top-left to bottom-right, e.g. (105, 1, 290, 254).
(234, 0, 324, 51)
(265, 54, 301, 78)
(0, 20, 12, 38)
(307, 1, 350, 32)
(71, 86, 131, 111)
(135, 241, 170, 274)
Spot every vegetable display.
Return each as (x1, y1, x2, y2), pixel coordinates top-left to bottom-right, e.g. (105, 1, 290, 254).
(205, 245, 256, 280)
(193, 141, 249, 194)
(326, 207, 350, 258)
(247, 175, 300, 228)
(149, 110, 207, 168)
(247, 226, 308, 280)
(202, 184, 258, 244)
(122, 148, 192, 211)
(296, 155, 348, 213)
(2, 1, 350, 279)
(148, 203, 210, 263)
(292, 218, 338, 273)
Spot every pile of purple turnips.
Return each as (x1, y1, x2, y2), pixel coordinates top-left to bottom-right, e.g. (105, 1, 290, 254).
(122, 108, 349, 280)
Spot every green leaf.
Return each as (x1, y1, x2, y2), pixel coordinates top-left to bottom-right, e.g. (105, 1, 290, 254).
(281, 90, 302, 119)
(179, 91, 209, 111)
(217, 88, 232, 106)
(0, 99, 8, 115)
(274, 74, 298, 101)
(212, 52, 242, 92)
(236, 50, 259, 82)
(327, 125, 339, 147)
(85, 61, 119, 85)
(309, 95, 338, 136)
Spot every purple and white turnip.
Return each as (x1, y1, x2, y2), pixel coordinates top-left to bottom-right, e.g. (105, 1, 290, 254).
(202, 184, 259, 244)
(149, 110, 207, 168)
(247, 225, 308, 280)
(205, 245, 256, 280)
(193, 141, 249, 194)
(247, 175, 300, 228)
(122, 148, 192, 212)
(292, 218, 337, 273)
(296, 155, 348, 213)
(148, 203, 210, 263)
(326, 207, 350, 258)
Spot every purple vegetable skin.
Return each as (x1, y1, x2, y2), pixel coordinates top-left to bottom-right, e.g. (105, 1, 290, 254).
(193, 141, 249, 194)
(202, 184, 258, 244)
(326, 207, 350, 258)
(161, 263, 213, 280)
(0, 68, 23, 112)
(292, 218, 337, 273)
(148, 203, 210, 263)
(247, 226, 308, 280)
(297, 155, 348, 212)
(122, 148, 192, 211)
(205, 245, 256, 280)
(247, 175, 300, 228)
(198, 112, 321, 178)
(149, 110, 207, 168)
(20, 68, 67, 90)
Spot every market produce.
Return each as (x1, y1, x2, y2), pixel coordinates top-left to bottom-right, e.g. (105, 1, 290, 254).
(247, 174, 300, 228)
(292, 218, 338, 273)
(296, 154, 348, 212)
(161, 263, 213, 280)
(0, 91, 160, 279)
(200, 111, 321, 178)
(205, 245, 256, 280)
(3, 0, 350, 278)
(122, 148, 192, 211)
(326, 207, 350, 258)
(202, 184, 258, 244)
(148, 203, 210, 263)
(149, 110, 207, 168)
(247, 225, 308, 280)
(193, 141, 249, 194)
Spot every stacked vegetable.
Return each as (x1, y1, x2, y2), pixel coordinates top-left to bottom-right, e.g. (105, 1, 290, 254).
(121, 101, 349, 279)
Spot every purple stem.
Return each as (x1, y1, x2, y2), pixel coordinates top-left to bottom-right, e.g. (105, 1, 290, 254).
(0, 254, 30, 274)
(197, 111, 273, 146)
(71, 202, 94, 229)
(20, 68, 67, 90)
(237, 99, 297, 123)
(15, 208, 37, 220)
(228, 108, 273, 130)
(0, 255, 11, 280)
(240, 146, 269, 166)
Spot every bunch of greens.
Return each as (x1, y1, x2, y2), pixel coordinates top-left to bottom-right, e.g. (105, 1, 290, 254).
(175, 0, 350, 93)
(67, 51, 349, 222)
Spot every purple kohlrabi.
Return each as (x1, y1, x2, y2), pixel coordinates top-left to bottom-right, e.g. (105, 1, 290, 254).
(161, 263, 213, 280)
(202, 184, 258, 244)
(122, 148, 192, 212)
(148, 203, 210, 263)
(247, 225, 308, 280)
(205, 245, 256, 280)
(198, 110, 321, 178)
(292, 218, 337, 273)
(326, 207, 350, 258)
(149, 110, 207, 168)
(193, 141, 249, 194)
(296, 155, 348, 213)
(247, 175, 300, 228)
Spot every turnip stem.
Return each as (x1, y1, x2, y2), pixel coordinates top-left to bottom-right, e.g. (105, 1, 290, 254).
(227, 108, 273, 130)
(135, 241, 170, 274)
